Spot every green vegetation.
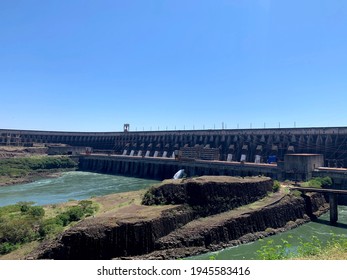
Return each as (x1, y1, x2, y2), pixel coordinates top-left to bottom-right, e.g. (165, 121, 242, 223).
(272, 180, 281, 192)
(291, 189, 302, 197)
(256, 233, 347, 260)
(142, 186, 156, 205)
(0, 200, 98, 255)
(0, 156, 77, 178)
(301, 176, 333, 189)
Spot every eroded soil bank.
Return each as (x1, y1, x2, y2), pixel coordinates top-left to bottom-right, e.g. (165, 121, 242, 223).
(27, 176, 328, 260)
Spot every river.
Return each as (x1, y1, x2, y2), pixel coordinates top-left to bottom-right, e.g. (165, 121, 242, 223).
(189, 205, 347, 260)
(1, 172, 346, 259)
(0, 171, 159, 207)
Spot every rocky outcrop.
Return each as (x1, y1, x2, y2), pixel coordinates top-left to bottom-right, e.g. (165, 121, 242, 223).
(28, 176, 328, 260)
(30, 205, 197, 260)
(131, 192, 328, 260)
(143, 176, 273, 215)
(154, 195, 312, 251)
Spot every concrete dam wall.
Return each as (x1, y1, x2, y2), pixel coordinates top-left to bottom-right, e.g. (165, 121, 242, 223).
(78, 155, 280, 180)
(77, 155, 347, 205)
(2, 126, 347, 167)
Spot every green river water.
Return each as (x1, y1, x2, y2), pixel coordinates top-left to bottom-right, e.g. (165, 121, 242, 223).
(0, 171, 346, 259)
(189, 205, 347, 259)
(0, 171, 159, 207)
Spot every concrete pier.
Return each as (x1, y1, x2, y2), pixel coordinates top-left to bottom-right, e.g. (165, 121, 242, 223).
(329, 193, 338, 224)
(292, 187, 347, 223)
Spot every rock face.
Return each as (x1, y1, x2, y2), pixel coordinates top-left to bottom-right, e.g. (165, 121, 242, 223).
(134, 192, 328, 260)
(143, 176, 273, 215)
(155, 195, 309, 251)
(32, 205, 197, 260)
(28, 176, 328, 260)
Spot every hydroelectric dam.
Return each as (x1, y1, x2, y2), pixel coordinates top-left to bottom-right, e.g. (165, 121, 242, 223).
(2, 126, 347, 166)
(3, 126, 347, 260)
(2, 127, 347, 199)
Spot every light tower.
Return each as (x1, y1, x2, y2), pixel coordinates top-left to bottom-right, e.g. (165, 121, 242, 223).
(123, 123, 130, 132)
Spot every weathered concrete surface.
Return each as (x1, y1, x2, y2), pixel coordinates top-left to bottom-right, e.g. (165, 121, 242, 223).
(78, 155, 280, 180)
(27, 176, 328, 260)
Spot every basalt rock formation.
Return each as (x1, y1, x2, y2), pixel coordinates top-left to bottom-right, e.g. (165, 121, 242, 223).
(28, 176, 328, 260)
(146, 192, 327, 260)
(142, 176, 273, 216)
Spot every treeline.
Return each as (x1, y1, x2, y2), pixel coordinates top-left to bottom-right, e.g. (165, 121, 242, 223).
(0, 200, 98, 255)
(0, 156, 77, 178)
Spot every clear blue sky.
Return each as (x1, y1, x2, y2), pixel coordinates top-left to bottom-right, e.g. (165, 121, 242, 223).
(1, 0, 346, 132)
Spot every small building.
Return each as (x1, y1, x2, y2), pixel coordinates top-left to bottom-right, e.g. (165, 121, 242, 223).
(284, 153, 324, 181)
(47, 145, 93, 156)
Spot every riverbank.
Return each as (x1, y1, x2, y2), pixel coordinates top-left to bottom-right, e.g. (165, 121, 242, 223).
(26, 176, 328, 260)
(0, 156, 78, 187)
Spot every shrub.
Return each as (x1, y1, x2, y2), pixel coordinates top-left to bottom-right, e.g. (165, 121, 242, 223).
(142, 188, 156, 205)
(0, 199, 98, 255)
(319, 176, 333, 187)
(0, 242, 20, 255)
(79, 200, 93, 210)
(302, 176, 333, 189)
(255, 234, 347, 260)
(307, 179, 322, 188)
(256, 238, 293, 260)
(272, 180, 281, 192)
(39, 218, 64, 237)
(20, 204, 30, 213)
(56, 213, 70, 226)
(291, 190, 302, 197)
(297, 236, 323, 256)
(66, 206, 84, 221)
(0, 218, 39, 244)
(28, 206, 45, 218)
